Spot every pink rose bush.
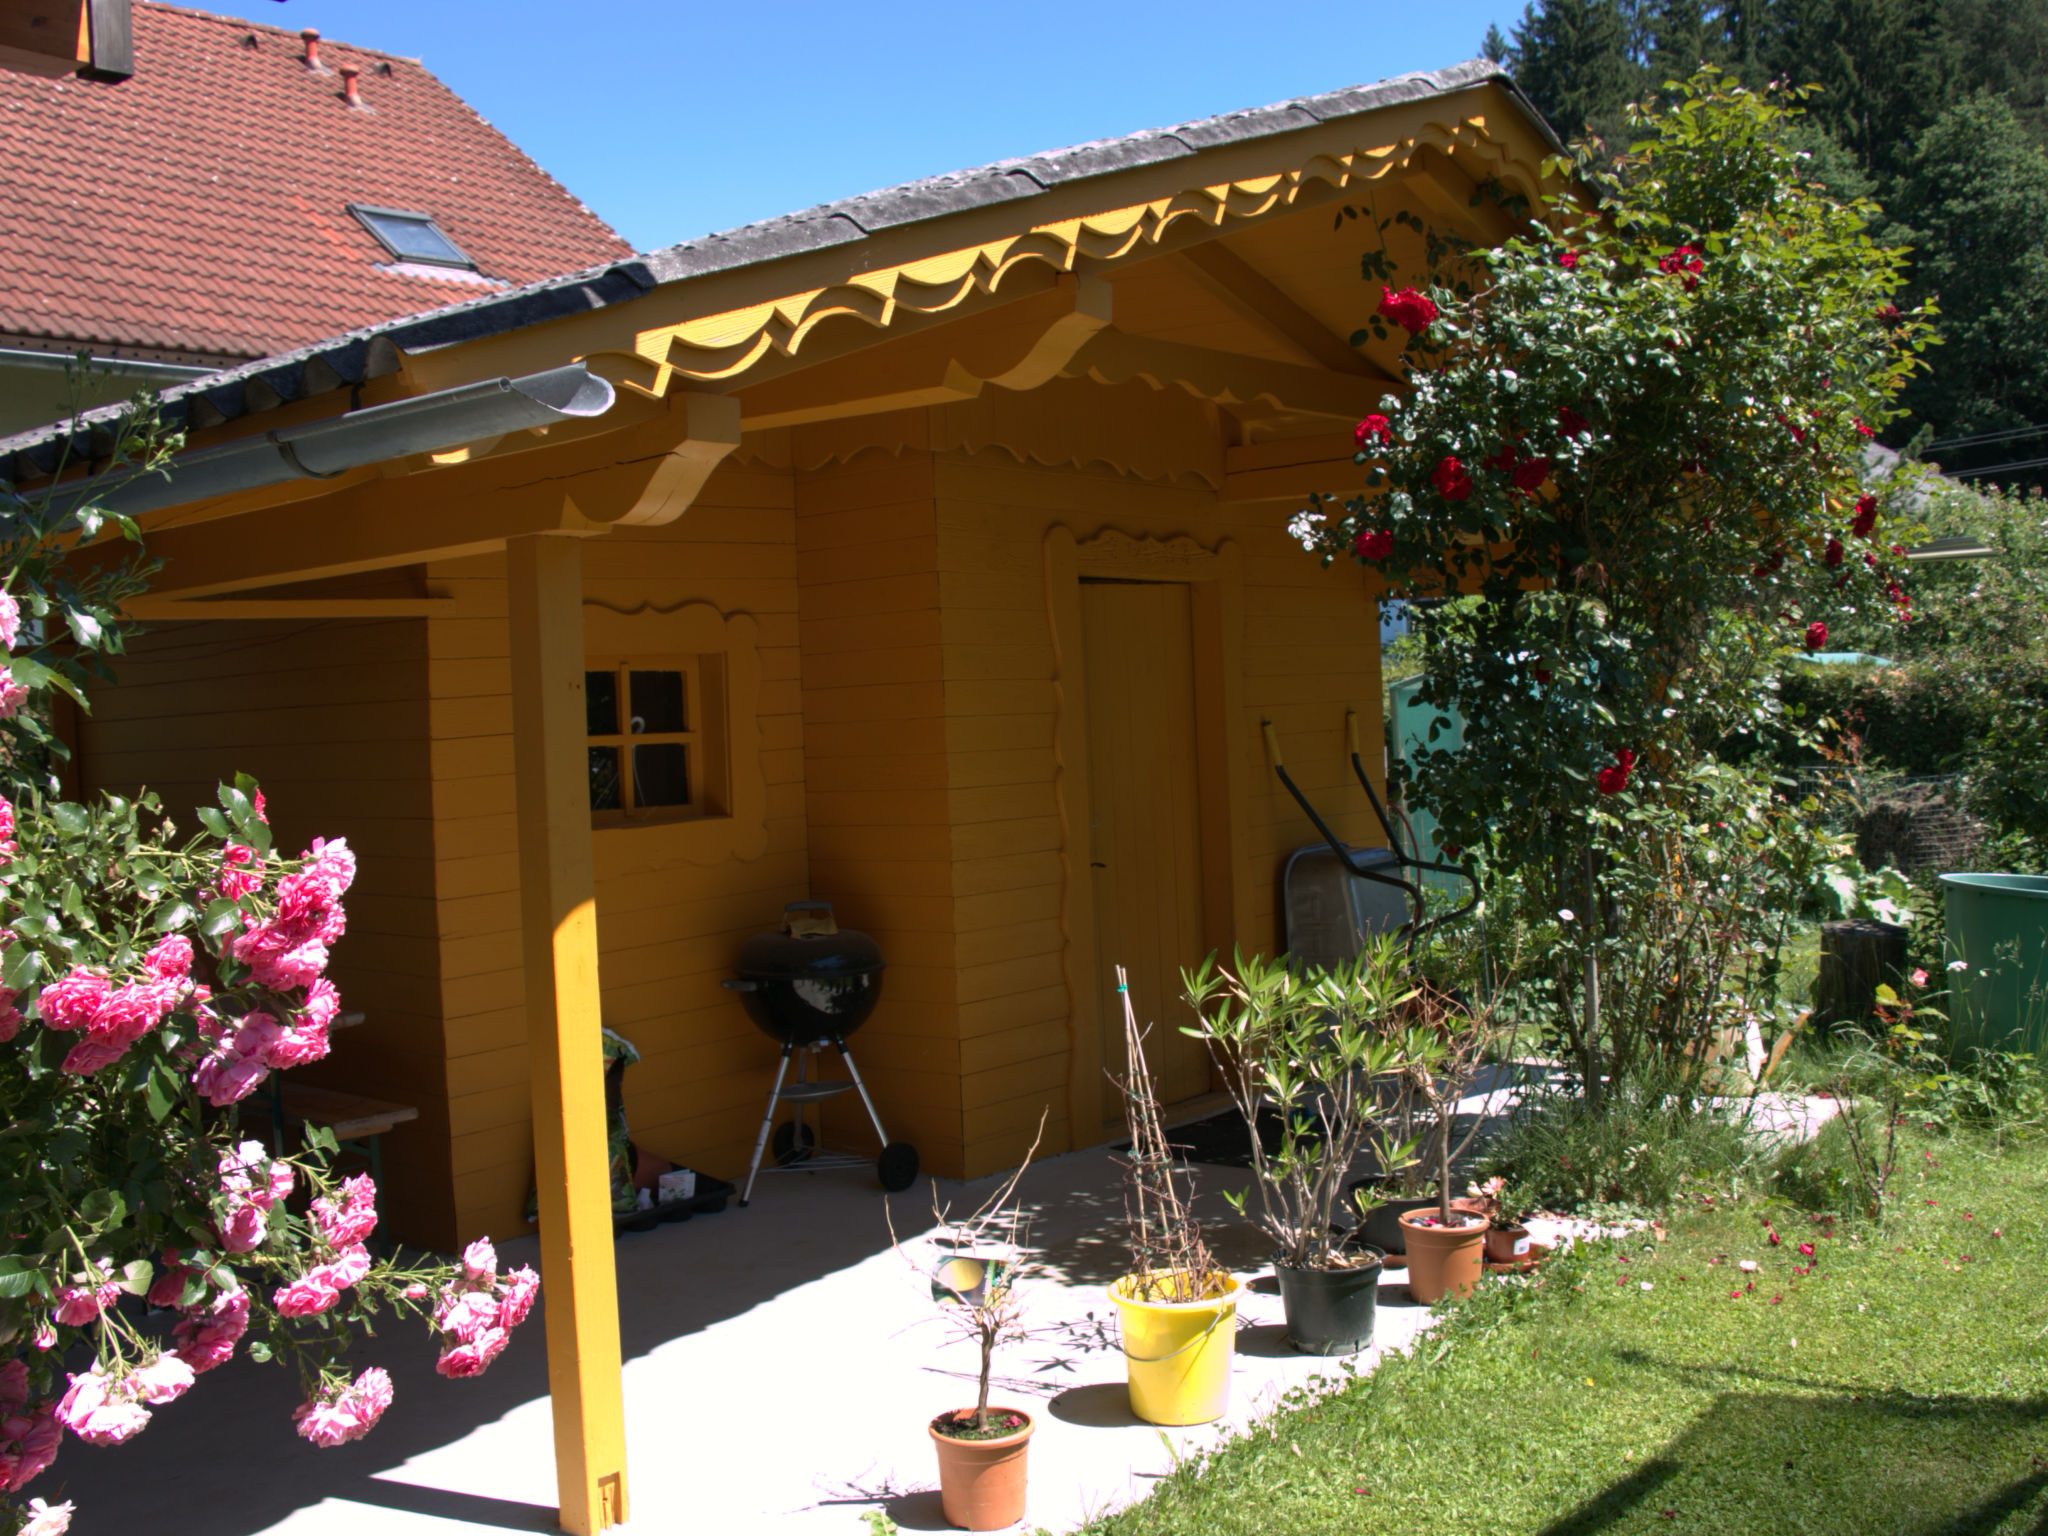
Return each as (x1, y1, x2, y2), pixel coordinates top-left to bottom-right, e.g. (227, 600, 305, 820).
(0, 603, 538, 1528)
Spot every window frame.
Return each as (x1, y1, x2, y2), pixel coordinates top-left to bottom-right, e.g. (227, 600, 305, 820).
(585, 653, 718, 829)
(346, 203, 475, 269)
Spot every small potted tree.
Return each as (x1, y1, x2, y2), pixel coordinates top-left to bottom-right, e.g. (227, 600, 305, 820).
(1183, 938, 1433, 1354)
(1397, 981, 1500, 1302)
(1107, 968, 1238, 1425)
(896, 1121, 1043, 1530)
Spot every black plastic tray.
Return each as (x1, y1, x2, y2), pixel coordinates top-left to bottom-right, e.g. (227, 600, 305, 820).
(614, 1174, 735, 1234)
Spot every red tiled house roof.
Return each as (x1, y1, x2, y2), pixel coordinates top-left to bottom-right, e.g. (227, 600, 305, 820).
(0, 2, 632, 366)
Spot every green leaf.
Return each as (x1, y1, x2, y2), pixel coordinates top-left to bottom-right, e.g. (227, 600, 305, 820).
(201, 898, 243, 939)
(0, 1261, 41, 1300)
(194, 806, 231, 840)
(116, 1259, 153, 1297)
(49, 803, 89, 837)
(154, 900, 197, 934)
(2, 944, 42, 991)
(77, 1188, 127, 1229)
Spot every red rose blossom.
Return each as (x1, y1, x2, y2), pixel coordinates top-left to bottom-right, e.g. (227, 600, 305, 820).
(1354, 414, 1391, 449)
(1558, 406, 1591, 438)
(1560, 249, 1580, 270)
(1596, 748, 1636, 796)
(1855, 419, 1875, 438)
(1804, 621, 1828, 652)
(1512, 456, 1551, 491)
(1824, 538, 1844, 568)
(1430, 455, 1474, 501)
(1658, 244, 1705, 291)
(1878, 303, 1901, 325)
(1353, 528, 1394, 561)
(1851, 495, 1878, 539)
(1378, 287, 1439, 334)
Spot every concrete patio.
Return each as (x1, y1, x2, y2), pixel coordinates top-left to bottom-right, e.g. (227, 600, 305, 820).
(55, 1074, 1836, 1536)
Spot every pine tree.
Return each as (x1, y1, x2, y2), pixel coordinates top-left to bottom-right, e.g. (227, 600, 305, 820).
(1500, 0, 1648, 148)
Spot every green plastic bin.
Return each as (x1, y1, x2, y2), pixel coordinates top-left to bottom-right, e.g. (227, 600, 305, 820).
(1940, 874, 2048, 1058)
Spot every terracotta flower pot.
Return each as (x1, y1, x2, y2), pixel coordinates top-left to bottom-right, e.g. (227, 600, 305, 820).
(1398, 1210, 1487, 1303)
(1485, 1225, 1532, 1265)
(929, 1407, 1033, 1530)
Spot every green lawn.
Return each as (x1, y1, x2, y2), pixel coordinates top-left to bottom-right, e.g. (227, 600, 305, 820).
(1086, 1127, 2048, 1535)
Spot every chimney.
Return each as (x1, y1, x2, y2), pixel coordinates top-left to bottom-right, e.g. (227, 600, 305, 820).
(300, 29, 324, 71)
(339, 64, 361, 107)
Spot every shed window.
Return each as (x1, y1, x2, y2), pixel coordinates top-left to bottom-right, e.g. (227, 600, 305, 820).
(347, 204, 474, 268)
(586, 656, 722, 825)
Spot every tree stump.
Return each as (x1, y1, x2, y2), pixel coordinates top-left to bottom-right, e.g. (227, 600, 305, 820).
(1815, 918, 1909, 1029)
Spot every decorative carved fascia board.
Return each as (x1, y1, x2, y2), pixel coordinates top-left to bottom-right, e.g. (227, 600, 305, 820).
(1072, 528, 1234, 581)
(614, 117, 1542, 395)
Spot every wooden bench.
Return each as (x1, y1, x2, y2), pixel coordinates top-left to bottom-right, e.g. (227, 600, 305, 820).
(273, 1082, 419, 1246)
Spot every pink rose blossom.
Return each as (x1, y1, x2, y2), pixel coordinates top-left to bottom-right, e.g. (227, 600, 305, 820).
(497, 1266, 540, 1330)
(0, 1400, 60, 1496)
(54, 1371, 150, 1446)
(59, 980, 178, 1075)
(217, 844, 263, 901)
(311, 1244, 371, 1294)
(0, 669, 27, 720)
(19, 1498, 72, 1536)
(192, 1012, 283, 1105)
(171, 1288, 248, 1374)
(435, 1289, 503, 1346)
(310, 1175, 379, 1249)
(51, 1273, 119, 1328)
(435, 1327, 510, 1379)
(0, 590, 19, 651)
(218, 1203, 267, 1254)
(30, 1326, 53, 1353)
(293, 1366, 392, 1449)
(1911, 967, 1929, 988)
(301, 977, 340, 1031)
(36, 971, 110, 1033)
(0, 796, 15, 860)
(263, 1011, 331, 1071)
(462, 1238, 497, 1281)
(143, 934, 194, 985)
(126, 1355, 195, 1406)
(272, 1273, 342, 1319)
(229, 920, 329, 993)
(253, 788, 268, 824)
(0, 990, 22, 1044)
(147, 1257, 194, 1309)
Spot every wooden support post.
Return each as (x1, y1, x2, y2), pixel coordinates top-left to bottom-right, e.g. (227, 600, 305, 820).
(507, 532, 629, 1534)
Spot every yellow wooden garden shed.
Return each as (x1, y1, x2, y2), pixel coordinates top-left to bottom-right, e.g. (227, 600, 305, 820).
(6, 58, 1558, 1530)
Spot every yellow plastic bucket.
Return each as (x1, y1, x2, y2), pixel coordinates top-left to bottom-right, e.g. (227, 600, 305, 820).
(1110, 1271, 1239, 1425)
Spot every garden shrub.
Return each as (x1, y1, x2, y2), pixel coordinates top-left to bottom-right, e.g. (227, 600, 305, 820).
(1479, 1067, 1762, 1213)
(1294, 73, 1932, 1097)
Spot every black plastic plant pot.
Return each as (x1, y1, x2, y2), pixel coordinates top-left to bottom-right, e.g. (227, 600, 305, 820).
(1355, 1189, 1442, 1255)
(1275, 1247, 1385, 1356)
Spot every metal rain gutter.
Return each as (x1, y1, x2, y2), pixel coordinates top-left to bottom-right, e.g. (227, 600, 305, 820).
(44, 364, 615, 519)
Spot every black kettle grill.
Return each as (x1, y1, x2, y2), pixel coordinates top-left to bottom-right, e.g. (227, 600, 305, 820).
(723, 901, 918, 1204)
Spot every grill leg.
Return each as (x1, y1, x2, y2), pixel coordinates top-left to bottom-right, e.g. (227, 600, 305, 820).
(835, 1040, 891, 1149)
(740, 1047, 793, 1207)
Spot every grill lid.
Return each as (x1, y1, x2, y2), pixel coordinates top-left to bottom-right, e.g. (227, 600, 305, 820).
(733, 902, 883, 981)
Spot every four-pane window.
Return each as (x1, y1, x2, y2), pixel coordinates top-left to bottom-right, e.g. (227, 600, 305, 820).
(586, 658, 699, 820)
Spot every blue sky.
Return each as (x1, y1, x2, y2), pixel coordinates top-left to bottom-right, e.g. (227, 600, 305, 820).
(201, 2, 1524, 252)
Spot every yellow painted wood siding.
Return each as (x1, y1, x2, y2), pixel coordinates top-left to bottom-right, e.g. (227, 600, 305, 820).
(930, 443, 1386, 1176)
(793, 448, 963, 1175)
(76, 617, 451, 1243)
(426, 460, 808, 1244)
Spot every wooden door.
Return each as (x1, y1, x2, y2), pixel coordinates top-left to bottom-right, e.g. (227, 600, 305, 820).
(1081, 579, 1212, 1111)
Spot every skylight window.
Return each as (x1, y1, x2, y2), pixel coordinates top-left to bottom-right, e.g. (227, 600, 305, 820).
(348, 205, 474, 269)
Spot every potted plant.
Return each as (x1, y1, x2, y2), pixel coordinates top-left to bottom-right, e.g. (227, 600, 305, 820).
(1396, 980, 1499, 1303)
(1183, 937, 1431, 1355)
(1107, 967, 1239, 1425)
(893, 1121, 1044, 1530)
(1482, 1178, 1534, 1265)
(1348, 921, 1506, 1253)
